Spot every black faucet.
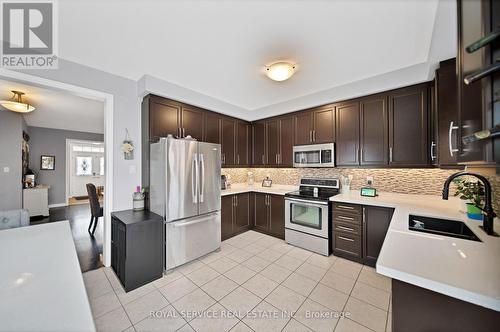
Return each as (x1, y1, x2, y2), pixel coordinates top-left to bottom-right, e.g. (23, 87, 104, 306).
(442, 172, 496, 235)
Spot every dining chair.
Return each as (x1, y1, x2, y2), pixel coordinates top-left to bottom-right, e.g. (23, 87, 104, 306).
(86, 183, 103, 236)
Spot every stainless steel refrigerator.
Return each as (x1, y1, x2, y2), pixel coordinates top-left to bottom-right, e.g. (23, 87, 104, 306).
(150, 136, 221, 271)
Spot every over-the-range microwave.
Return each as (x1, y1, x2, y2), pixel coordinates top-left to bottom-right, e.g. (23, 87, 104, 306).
(293, 143, 335, 167)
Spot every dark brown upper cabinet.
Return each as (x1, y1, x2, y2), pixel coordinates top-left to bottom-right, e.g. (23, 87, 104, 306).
(336, 101, 360, 166)
(204, 112, 221, 144)
(236, 121, 251, 165)
(278, 116, 294, 166)
(252, 122, 266, 166)
(181, 106, 204, 140)
(456, 0, 496, 164)
(388, 84, 429, 167)
(294, 112, 313, 145)
(436, 59, 459, 166)
(359, 95, 388, 166)
(266, 119, 279, 165)
(294, 106, 335, 145)
(221, 118, 236, 166)
(313, 107, 335, 143)
(149, 97, 181, 140)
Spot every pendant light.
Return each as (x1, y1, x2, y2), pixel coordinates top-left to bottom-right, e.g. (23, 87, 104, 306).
(0, 91, 35, 113)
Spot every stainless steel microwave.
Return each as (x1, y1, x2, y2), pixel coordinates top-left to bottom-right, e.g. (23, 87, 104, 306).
(293, 143, 335, 167)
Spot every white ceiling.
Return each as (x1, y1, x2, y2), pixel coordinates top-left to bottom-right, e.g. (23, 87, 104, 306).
(51, 1, 456, 120)
(0, 79, 104, 133)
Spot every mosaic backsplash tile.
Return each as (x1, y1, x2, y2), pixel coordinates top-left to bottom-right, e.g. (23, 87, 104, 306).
(222, 167, 500, 214)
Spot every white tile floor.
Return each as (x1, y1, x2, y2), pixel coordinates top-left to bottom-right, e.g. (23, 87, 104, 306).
(83, 231, 392, 332)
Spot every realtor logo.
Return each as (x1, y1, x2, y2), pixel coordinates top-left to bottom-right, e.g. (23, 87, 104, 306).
(1, 0, 58, 68)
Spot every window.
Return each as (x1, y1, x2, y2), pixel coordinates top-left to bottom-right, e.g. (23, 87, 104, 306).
(76, 157, 93, 176)
(100, 157, 105, 176)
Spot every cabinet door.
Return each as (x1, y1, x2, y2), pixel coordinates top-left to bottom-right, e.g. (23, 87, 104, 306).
(234, 193, 250, 234)
(221, 118, 236, 166)
(204, 113, 221, 144)
(253, 193, 269, 232)
(236, 122, 250, 165)
(360, 95, 388, 166)
(279, 116, 294, 166)
(149, 99, 180, 140)
(388, 85, 429, 166)
(221, 195, 234, 241)
(181, 106, 204, 140)
(269, 195, 285, 239)
(312, 107, 335, 143)
(436, 59, 459, 166)
(335, 102, 360, 166)
(294, 112, 313, 145)
(252, 122, 266, 165)
(363, 206, 394, 267)
(266, 120, 279, 165)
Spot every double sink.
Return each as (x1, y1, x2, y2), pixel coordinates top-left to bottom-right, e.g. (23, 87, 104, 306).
(409, 214, 481, 242)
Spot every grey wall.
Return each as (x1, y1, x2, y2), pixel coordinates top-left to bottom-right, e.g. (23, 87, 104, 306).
(15, 58, 142, 212)
(28, 126, 103, 205)
(0, 111, 23, 210)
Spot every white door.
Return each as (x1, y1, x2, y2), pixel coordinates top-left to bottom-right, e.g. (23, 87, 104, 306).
(69, 142, 105, 197)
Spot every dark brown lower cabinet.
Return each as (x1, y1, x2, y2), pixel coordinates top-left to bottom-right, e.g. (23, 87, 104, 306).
(332, 203, 394, 266)
(252, 193, 285, 240)
(111, 210, 164, 292)
(221, 193, 251, 241)
(392, 279, 500, 332)
(363, 206, 394, 266)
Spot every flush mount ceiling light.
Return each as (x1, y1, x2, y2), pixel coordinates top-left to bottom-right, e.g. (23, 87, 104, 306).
(265, 62, 296, 82)
(0, 91, 35, 113)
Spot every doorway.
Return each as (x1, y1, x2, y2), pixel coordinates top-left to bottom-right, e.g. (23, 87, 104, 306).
(67, 140, 105, 206)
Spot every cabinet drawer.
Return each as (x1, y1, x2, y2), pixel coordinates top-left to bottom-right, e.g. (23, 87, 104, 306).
(333, 221, 361, 236)
(333, 231, 361, 258)
(333, 203, 362, 215)
(332, 211, 361, 225)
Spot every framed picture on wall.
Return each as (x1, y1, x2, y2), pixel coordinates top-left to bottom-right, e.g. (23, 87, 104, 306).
(40, 155, 55, 170)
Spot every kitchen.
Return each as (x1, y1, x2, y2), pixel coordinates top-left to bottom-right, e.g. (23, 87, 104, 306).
(0, 0, 499, 332)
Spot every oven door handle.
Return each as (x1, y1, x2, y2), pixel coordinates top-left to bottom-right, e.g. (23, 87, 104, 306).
(285, 197, 329, 206)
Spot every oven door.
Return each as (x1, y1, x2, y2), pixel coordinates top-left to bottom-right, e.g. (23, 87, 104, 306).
(285, 198, 329, 238)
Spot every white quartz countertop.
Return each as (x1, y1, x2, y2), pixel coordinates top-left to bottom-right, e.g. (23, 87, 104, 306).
(330, 190, 500, 311)
(221, 183, 298, 196)
(0, 221, 96, 331)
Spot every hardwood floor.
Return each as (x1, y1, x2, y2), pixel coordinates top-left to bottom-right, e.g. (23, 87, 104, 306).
(31, 204, 103, 273)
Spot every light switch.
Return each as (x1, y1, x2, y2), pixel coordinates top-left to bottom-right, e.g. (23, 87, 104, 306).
(129, 165, 136, 174)
(3, 167, 9, 173)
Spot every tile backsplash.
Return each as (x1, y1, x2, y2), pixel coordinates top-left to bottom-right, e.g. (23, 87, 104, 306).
(222, 167, 500, 213)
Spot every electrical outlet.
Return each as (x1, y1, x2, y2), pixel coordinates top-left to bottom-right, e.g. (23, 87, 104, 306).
(3, 167, 9, 173)
(366, 176, 374, 186)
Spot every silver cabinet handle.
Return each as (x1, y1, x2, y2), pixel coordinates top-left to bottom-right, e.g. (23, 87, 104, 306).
(389, 147, 393, 163)
(362, 207, 365, 224)
(448, 121, 459, 157)
(337, 205, 354, 210)
(235, 195, 238, 206)
(337, 225, 354, 232)
(237, 155, 240, 164)
(339, 236, 355, 242)
(430, 141, 437, 161)
(310, 130, 313, 142)
(313, 130, 316, 142)
(337, 215, 354, 221)
(183, 128, 185, 137)
(262, 154, 265, 164)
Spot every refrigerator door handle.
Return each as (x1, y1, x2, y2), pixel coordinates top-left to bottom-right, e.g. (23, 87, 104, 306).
(192, 154, 198, 203)
(199, 153, 205, 203)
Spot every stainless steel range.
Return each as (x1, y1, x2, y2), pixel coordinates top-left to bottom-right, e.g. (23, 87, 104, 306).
(285, 178, 339, 256)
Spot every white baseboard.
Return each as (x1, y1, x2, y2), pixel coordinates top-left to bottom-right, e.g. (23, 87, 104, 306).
(48, 203, 68, 208)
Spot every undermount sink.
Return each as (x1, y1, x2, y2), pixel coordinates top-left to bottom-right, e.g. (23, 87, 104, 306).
(408, 215, 481, 242)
